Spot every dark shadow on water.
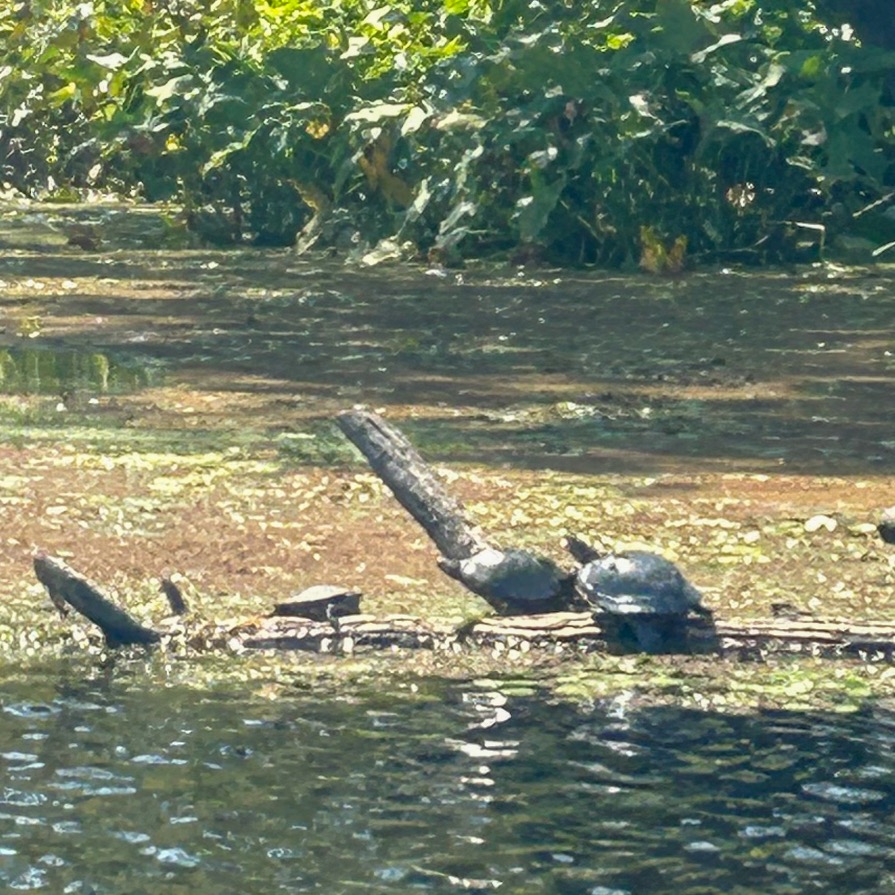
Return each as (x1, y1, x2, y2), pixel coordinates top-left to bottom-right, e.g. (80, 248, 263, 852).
(2, 232, 894, 474)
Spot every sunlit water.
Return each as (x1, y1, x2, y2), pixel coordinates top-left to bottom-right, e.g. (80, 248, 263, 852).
(1, 666, 895, 894)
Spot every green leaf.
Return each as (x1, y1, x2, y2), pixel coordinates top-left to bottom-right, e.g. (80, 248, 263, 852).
(831, 81, 881, 121)
(824, 123, 886, 180)
(341, 36, 373, 59)
(267, 46, 335, 97)
(401, 105, 430, 136)
(201, 136, 252, 175)
(46, 82, 77, 106)
(145, 76, 193, 104)
(690, 33, 742, 64)
(515, 174, 566, 242)
(345, 102, 409, 124)
(652, 0, 711, 55)
(85, 52, 131, 70)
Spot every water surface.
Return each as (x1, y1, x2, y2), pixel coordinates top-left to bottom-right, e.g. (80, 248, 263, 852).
(0, 347, 158, 396)
(1, 665, 894, 894)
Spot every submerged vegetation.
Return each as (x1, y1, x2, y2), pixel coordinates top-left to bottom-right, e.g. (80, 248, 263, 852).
(2, 1, 895, 265)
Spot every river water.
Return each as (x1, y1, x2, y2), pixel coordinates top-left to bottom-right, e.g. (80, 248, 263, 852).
(1, 665, 894, 894)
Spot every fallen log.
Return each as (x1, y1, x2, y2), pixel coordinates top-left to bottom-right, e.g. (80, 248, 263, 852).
(215, 611, 608, 655)
(472, 614, 895, 660)
(224, 612, 895, 662)
(710, 617, 895, 660)
(31, 551, 895, 660)
(230, 613, 458, 653)
(33, 552, 160, 647)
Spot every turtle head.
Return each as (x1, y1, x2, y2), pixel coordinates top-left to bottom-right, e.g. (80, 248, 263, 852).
(436, 554, 467, 582)
(562, 534, 602, 566)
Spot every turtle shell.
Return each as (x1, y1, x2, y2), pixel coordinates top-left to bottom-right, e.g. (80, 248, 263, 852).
(576, 551, 703, 617)
(272, 585, 361, 621)
(439, 547, 572, 613)
(879, 506, 895, 545)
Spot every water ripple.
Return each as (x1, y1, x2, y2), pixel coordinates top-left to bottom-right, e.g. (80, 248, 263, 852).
(801, 782, 887, 804)
(0, 675, 891, 894)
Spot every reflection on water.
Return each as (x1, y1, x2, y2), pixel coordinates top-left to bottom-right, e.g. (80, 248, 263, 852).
(0, 347, 159, 396)
(0, 667, 894, 894)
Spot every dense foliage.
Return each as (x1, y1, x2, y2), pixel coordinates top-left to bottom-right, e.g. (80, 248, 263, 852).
(1, 0, 894, 266)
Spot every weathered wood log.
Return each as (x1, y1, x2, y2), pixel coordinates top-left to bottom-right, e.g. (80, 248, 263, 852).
(160, 576, 188, 615)
(31, 553, 895, 661)
(224, 611, 609, 654)
(336, 409, 490, 561)
(336, 409, 574, 612)
(709, 616, 895, 660)
(33, 552, 160, 646)
(224, 611, 895, 661)
(232, 613, 456, 653)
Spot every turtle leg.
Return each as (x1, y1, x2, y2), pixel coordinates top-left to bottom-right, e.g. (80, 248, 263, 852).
(325, 602, 341, 635)
(628, 618, 667, 654)
(625, 616, 692, 654)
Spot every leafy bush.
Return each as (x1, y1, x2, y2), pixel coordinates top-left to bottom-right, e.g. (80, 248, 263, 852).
(2, 0, 894, 265)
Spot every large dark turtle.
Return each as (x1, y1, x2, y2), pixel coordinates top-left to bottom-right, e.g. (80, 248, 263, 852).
(565, 534, 710, 652)
(272, 585, 362, 624)
(437, 547, 573, 614)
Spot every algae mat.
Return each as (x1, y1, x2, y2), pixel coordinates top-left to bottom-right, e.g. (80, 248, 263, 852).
(1, 203, 894, 706)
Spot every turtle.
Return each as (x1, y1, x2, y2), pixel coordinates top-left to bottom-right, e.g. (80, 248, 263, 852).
(437, 547, 574, 614)
(564, 534, 710, 653)
(878, 506, 895, 545)
(272, 585, 362, 624)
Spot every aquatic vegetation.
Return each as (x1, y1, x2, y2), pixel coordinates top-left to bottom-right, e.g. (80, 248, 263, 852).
(0, 239, 893, 706)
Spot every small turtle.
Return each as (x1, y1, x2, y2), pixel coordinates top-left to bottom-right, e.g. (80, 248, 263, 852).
(565, 534, 710, 653)
(878, 506, 895, 545)
(272, 585, 362, 624)
(437, 547, 573, 614)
